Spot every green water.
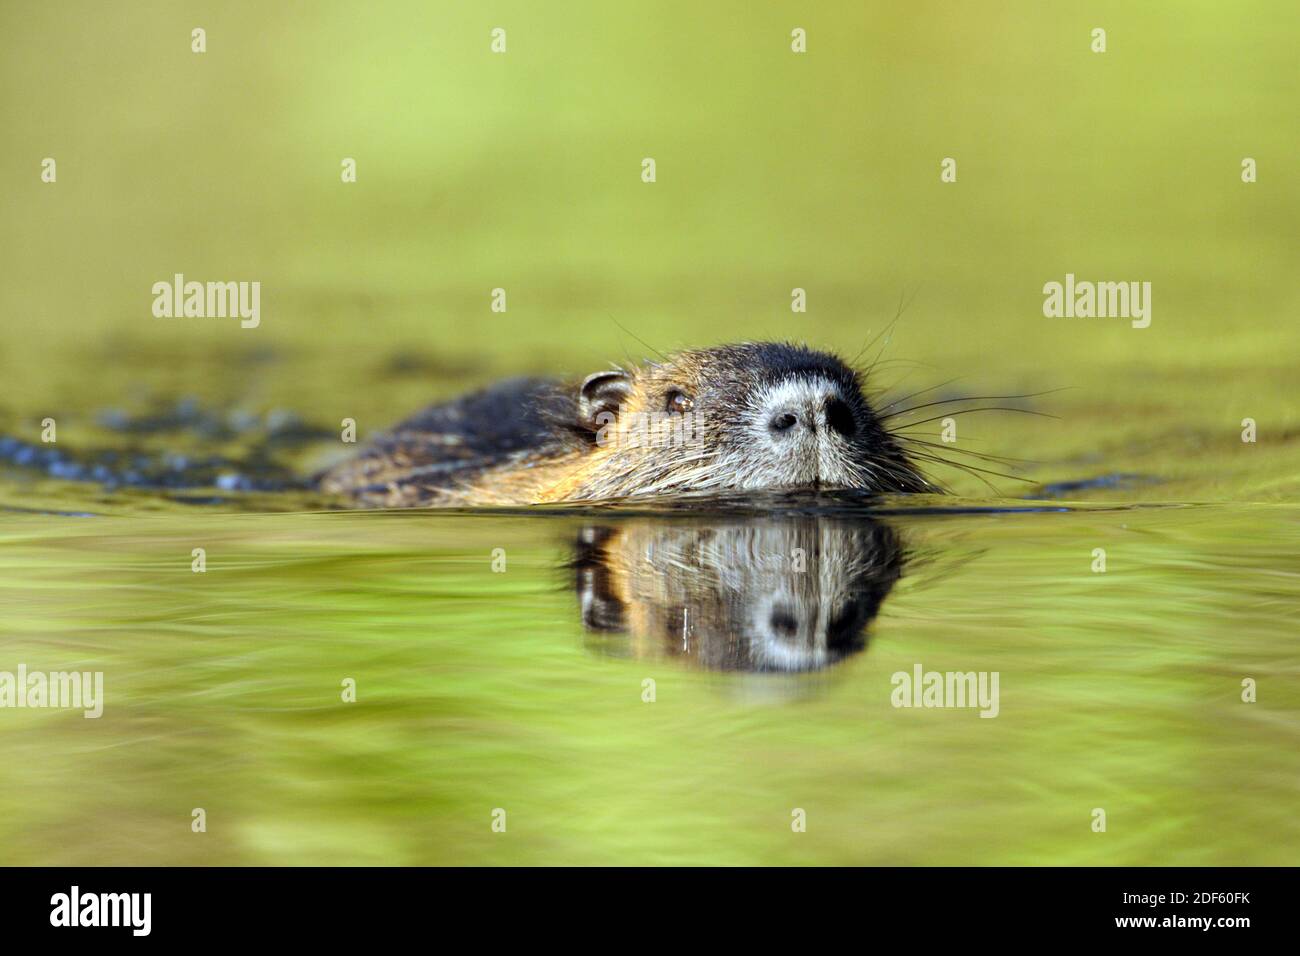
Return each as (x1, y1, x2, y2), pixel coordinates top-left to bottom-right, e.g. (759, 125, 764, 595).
(1, 500, 1296, 865)
(1, 2, 1298, 865)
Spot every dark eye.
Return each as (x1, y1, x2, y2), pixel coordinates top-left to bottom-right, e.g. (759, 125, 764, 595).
(665, 390, 694, 413)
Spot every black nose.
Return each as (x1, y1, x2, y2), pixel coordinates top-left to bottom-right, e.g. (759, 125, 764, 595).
(769, 411, 799, 433)
(769, 607, 799, 637)
(824, 398, 857, 437)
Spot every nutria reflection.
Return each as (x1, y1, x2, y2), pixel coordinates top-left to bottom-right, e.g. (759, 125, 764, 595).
(571, 517, 903, 672)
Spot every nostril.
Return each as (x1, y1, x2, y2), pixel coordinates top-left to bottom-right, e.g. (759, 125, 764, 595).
(825, 398, 857, 437)
(769, 412, 798, 433)
(769, 608, 798, 637)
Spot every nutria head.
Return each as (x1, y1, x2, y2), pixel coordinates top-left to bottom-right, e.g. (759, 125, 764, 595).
(560, 342, 934, 500)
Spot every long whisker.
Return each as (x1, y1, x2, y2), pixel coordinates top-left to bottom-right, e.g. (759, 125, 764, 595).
(850, 288, 913, 368)
(903, 452, 1005, 495)
(608, 315, 669, 363)
(881, 388, 1071, 421)
(896, 436, 1039, 466)
(890, 407, 1060, 430)
(853, 286, 923, 381)
(875, 376, 965, 415)
(904, 450, 1036, 486)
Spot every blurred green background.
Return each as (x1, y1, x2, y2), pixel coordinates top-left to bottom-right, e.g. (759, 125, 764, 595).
(2, 0, 1297, 498)
(0, 2, 1297, 867)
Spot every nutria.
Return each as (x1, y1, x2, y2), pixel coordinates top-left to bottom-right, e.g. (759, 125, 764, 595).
(316, 342, 937, 507)
(571, 516, 904, 671)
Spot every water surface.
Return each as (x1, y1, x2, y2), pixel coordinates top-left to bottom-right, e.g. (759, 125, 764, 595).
(1, 491, 1295, 865)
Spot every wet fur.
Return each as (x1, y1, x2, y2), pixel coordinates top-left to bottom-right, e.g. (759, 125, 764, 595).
(317, 342, 935, 506)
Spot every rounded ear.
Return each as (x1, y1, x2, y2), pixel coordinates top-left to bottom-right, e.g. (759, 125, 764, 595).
(578, 369, 632, 428)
